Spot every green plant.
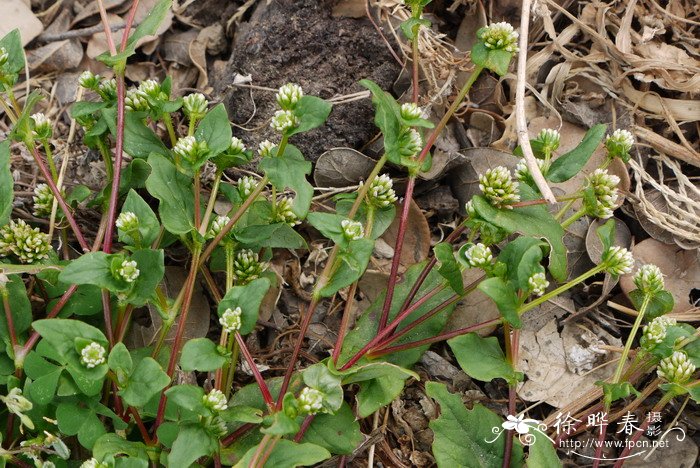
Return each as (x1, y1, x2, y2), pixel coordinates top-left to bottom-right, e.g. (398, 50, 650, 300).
(0, 1, 696, 467)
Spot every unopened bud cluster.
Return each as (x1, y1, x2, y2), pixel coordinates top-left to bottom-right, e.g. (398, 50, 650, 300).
(173, 136, 209, 163)
(276, 83, 303, 110)
(464, 243, 493, 269)
(633, 264, 665, 295)
(33, 184, 57, 217)
(125, 88, 149, 112)
(657, 351, 695, 384)
(585, 169, 620, 219)
(0, 219, 52, 264)
(366, 174, 398, 208)
(641, 316, 676, 350)
(478, 22, 519, 53)
(274, 197, 300, 226)
(528, 272, 549, 296)
(479, 166, 520, 208)
(116, 260, 140, 283)
(605, 129, 634, 159)
(398, 127, 422, 159)
(203, 389, 228, 412)
(208, 215, 230, 239)
(78, 71, 101, 90)
(534, 128, 560, 154)
(400, 103, 422, 120)
(258, 140, 275, 158)
(341, 219, 364, 241)
(237, 176, 257, 199)
(602, 246, 634, 276)
(183, 93, 209, 120)
(298, 387, 324, 415)
(515, 158, 547, 184)
(270, 109, 299, 133)
(31, 113, 52, 140)
(233, 249, 266, 284)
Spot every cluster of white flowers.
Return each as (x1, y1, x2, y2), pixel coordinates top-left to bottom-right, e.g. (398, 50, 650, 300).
(233, 249, 266, 283)
(400, 102, 422, 120)
(365, 174, 398, 208)
(125, 88, 149, 112)
(80, 458, 108, 468)
(464, 243, 493, 269)
(602, 246, 634, 276)
(202, 389, 228, 412)
(229, 136, 246, 155)
(534, 128, 560, 154)
(604, 129, 634, 158)
(276, 83, 303, 110)
(208, 215, 230, 239)
(528, 272, 549, 296)
(219, 307, 243, 334)
(657, 351, 695, 384)
(31, 113, 52, 140)
(341, 219, 364, 241)
(585, 169, 620, 219)
(0, 219, 52, 264)
(641, 316, 676, 349)
(275, 197, 300, 226)
(479, 166, 520, 208)
(78, 71, 101, 90)
(237, 176, 257, 199)
(398, 127, 422, 158)
(183, 93, 209, 120)
(116, 259, 140, 283)
(478, 22, 519, 53)
(173, 136, 209, 163)
(633, 264, 665, 295)
(116, 211, 139, 233)
(32, 183, 56, 217)
(514, 158, 547, 183)
(298, 387, 324, 414)
(258, 140, 275, 158)
(80, 342, 106, 369)
(270, 109, 299, 133)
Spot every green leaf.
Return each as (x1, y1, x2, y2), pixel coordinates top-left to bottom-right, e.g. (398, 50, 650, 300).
(26, 352, 62, 405)
(103, 107, 169, 159)
(472, 189, 567, 282)
(195, 103, 232, 158)
(259, 144, 313, 218)
(56, 403, 106, 450)
(70, 100, 108, 119)
(477, 277, 521, 328)
(359, 79, 402, 164)
(180, 338, 227, 372)
(288, 96, 332, 136)
(648, 324, 695, 361)
(119, 190, 160, 247)
(497, 237, 546, 292)
(32, 319, 107, 358)
(434, 243, 464, 294)
(630, 290, 674, 320)
(146, 153, 195, 235)
(234, 223, 306, 250)
(59, 252, 121, 291)
(93, 434, 149, 461)
(448, 333, 517, 383)
(306, 212, 347, 246)
(400, 17, 431, 40)
(331, 360, 418, 385)
(0, 141, 13, 226)
(9, 91, 43, 146)
(356, 375, 406, 418)
(303, 363, 343, 413)
(0, 29, 26, 77)
(235, 440, 331, 468)
(599, 381, 640, 406)
(220, 405, 263, 424)
(527, 433, 562, 468)
(164, 384, 207, 415)
(120, 357, 170, 407)
(595, 218, 616, 253)
(0, 274, 32, 343)
(547, 124, 607, 183)
(108, 342, 133, 385)
(319, 238, 374, 297)
(470, 42, 514, 76)
(168, 423, 218, 467)
(218, 278, 271, 335)
(302, 402, 363, 455)
(336, 198, 396, 240)
(125, 249, 165, 307)
(427, 382, 524, 468)
(97, 0, 173, 67)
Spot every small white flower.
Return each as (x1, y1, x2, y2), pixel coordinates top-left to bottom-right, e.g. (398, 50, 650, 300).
(237, 176, 257, 199)
(78, 71, 100, 90)
(605, 129, 634, 158)
(534, 128, 560, 153)
(602, 246, 634, 276)
(139, 79, 162, 98)
(173, 136, 208, 163)
(400, 102, 422, 120)
(465, 200, 477, 218)
(80, 342, 106, 369)
(0, 388, 34, 430)
(528, 272, 549, 296)
(183, 93, 209, 119)
(641, 316, 676, 349)
(634, 264, 664, 295)
(229, 136, 246, 154)
(258, 140, 275, 158)
(657, 351, 695, 384)
(298, 387, 324, 414)
(341, 219, 364, 240)
(399, 127, 423, 158)
(270, 109, 299, 133)
(479, 166, 520, 208)
(32, 183, 56, 217)
(478, 22, 519, 53)
(116, 211, 139, 233)
(0, 219, 52, 264)
(586, 169, 620, 219)
(464, 243, 493, 269)
(125, 88, 149, 112)
(117, 260, 140, 283)
(275, 197, 300, 226)
(31, 113, 52, 140)
(219, 307, 242, 334)
(80, 458, 108, 468)
(276, 83, 304, 110)
(203, 389, 228, 412)
(98, 78, 117, 100)
(365, 174, 398, 208)
(208, 215, 230, 239)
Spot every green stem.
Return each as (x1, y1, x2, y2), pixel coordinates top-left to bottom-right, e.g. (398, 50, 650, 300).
(611, 294, 651, 384)
(42, 141, 58, 182)
(518, 265, 606, 316)
(96, 138, 114, 182)
(199, 170, 223, 236)
(554, 198, 576, 221)
(560, 207, 586, 229)
(224, 242, 235, 292)
(163, 113, 177, 147)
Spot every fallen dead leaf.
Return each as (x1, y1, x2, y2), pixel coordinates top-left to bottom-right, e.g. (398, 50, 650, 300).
(313, 148, 375, 188)
(0, 0, 43, 46)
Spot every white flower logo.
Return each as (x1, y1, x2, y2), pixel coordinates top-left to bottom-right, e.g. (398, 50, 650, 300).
(487, 414, 552, 447)
(502, 414, 539, 434)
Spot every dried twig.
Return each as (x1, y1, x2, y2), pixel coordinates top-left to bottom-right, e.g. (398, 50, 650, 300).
(515, 0, 556, 203)
(36, 23, 133, 43)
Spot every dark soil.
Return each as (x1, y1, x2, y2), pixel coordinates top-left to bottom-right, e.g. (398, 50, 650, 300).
(215, 0, 402, 161)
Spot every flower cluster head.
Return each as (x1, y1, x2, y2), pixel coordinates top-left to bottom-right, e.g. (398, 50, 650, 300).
(139, 79, 163, 99)
(31, 113, 52, 140)
(0, 47, 8, 67)
(32, 183, 56, 217)
(605, 129, 634, 160)
(80, 459, 108, 468)
(203, 389, 228, 412)
(258, 140, 275, 158)
(276, 83, 303, 110)
(601, 246, 634, 276)
(641, 316, 676, 349)
(585, 168, 620, 219)
(298, 387, 324, 415)
(233, 249, 266, 283)
(237, 176, 257, 200)
(173, 136, 209, 163)
(479, 166, 520, 209)
(207, 215, 230, 239)
(270, 109, 299, 133)
(116, 211, 139, 234)
(478, 22, 519, 53)
(183, 93, 209, 120)
(634, 264, 664, 295)
(534, 128, 560, 154)
(0, 219, 52, 264)
(528, 272, 549, 296)
(400, 102, 422, 120)
(275, 197, 300, 226)
(125, 88, 149, 112)
(464, 243, 493, 269)
(98, 78, 117, 101)
(1, 387, 34, 430)
(116, 260, 140, 283)
(657, 351, 695, 384)
(220, 307, 243, 334)
(341, 219, 364, 241)
(80, 342, 106, 368)
(398, 127, 422, 158)
(366, 174, 398, 208)
(78, 71, 101, 90)
(515, 158, 547, 184)
(229, 136, 246, 155)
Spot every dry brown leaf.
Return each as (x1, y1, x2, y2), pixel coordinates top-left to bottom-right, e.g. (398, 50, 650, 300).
(331, 0, 366, 18)
(380, 200, 430, 273)
(443, 269, 500, 337)
(313, 148, 375, 188)
(0, 0, 43, 45)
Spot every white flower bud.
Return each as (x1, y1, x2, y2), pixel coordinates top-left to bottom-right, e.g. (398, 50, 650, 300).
(399, 127, 422, 158)
(125, 88, 149, 112)
(79, 71, 101, 90)
(479, 166, 520, 208)
(605, 129, 634, 159)
(341, 219, 364, 240)
(258, 140, 275, 158)
(80, 458, 108, 468)
(602, 246, 634, 276)
(233, 249, 266, 283)
(229, 136, 246, 154)
(585, 169, 620, 219)
(657, 351, 695, 384)
(31, 113, 52, 140)
(237, 176, 257, 199)
(32, 183, 55, 217)
(183, 93, 209, 119)
(270, 109, 299, 133)
(528, 272, 549, 296)
(478, 22, 519, 53)
(116, 211, 139, 233)
(633, 264, 664, 295)
(366, 174, 398, 208)
(400, 102, 422, 120)
(208, 215, 230, 239)
(117, 260, 140, 283)
(275, 197, 300, 226)
(80, 342, 106, 369)
(298, 387, 324, 414)
(464, 243, 493, 269)
(276, 83, 304, 110)
(173, 136, 209, 163)
(0, 219, 52, 264)
(534, 128, 560, 153)
(1, 388, 34, 429)
(641, 316, 676, 350)
(202, 389, 228, 412)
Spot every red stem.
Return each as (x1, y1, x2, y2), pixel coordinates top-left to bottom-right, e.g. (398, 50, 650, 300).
(120, 0, 140, 50)
(115, 304, 134, 342)
(102, 74, 126, 253)
(20, 284, 79, 357)
(222, 423, 255, 447)
(277, 298, 318, 408)
(294, 415, 315, 442)
(130, 406, 153, 445)
(235, 332, 274, 408)
(101, 290, 114, 346)
(331, 282, 357, 364)
(339, 284, 444, 371)
(592, 420, 608, 468)
(3, 293, 18, 349)
(369, 317, 502, 357)
(29, 147, 89, 252)
(502, 385, 516, 468)
(377, 176, 416, 331)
